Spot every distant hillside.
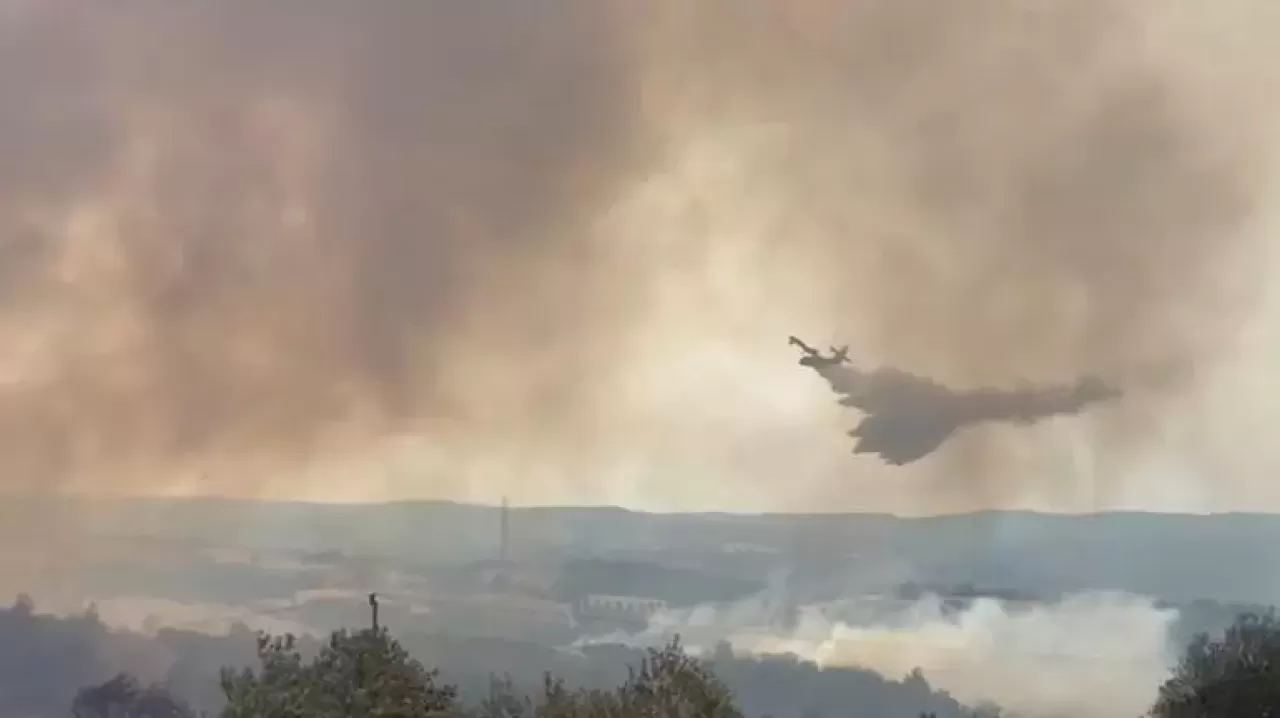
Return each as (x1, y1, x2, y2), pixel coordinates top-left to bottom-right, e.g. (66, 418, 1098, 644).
(13, 497, 1280, 603)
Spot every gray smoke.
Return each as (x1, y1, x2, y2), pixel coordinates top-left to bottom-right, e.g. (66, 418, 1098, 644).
(580, 589, 1180, 718)
(0, 1, 1274, 512)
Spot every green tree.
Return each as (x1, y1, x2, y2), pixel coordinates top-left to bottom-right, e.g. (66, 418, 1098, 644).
(218, 628, 457, 718)
(1152, 609, 1280, 717)
(477, 638, 742, 718)
(609, 638, 741, 718)
(219, 626, 741, 718)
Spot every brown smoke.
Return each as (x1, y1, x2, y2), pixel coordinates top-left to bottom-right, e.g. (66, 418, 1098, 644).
(0, 0, 650, 498)
(0, 0, 1275, 513)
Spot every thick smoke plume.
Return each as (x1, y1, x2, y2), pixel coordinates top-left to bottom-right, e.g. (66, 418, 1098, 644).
(790, 337, 1120, 465)
(580, 590, 1180, 718)
(0, 1, 1276, 511)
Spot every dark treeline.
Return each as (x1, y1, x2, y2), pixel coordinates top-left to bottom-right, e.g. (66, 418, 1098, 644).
(0, 596, 975, 718)
(13, 593, 1280, 717)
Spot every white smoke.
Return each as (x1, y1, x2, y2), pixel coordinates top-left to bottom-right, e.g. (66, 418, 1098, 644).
(578, 589, 1179, 718)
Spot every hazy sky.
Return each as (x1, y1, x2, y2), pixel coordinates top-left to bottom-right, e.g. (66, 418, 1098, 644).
(2, 0, 1280, 514)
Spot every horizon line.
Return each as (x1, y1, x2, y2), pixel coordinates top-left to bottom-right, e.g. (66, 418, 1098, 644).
(0, 492, 1246, 519)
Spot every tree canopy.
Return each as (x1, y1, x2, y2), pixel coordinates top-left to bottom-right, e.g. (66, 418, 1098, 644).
(219, 627, 457, 718)
(479, 637, 742, 718)
(1152, 609, 1280, 717)
(216, 628, 740, 718)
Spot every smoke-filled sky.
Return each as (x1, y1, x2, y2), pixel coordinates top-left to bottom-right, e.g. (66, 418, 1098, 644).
(3, 0, 1280, 514)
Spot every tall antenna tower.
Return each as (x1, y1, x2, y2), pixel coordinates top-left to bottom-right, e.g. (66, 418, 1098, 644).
(499, 496, 510, 563)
